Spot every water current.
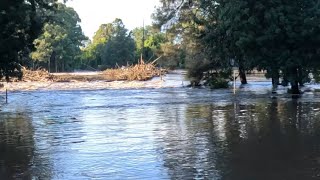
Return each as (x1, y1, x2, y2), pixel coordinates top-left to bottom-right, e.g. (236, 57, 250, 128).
(1, 72, 320, 179)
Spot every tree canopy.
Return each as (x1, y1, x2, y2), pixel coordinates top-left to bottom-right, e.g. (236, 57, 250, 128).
(80, 21, 116, 68)
(100, 19, 135, 67)
(153, 0, 320, 93)
(31, 3, 87, 72)
(81, 19, 136, 69)
(2, 0, 320, 95)
(0, 0, 60, 80)
(132, 26, 168, 63)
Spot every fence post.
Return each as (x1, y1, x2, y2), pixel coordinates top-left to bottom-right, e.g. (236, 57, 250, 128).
(5, 88, 8, 104)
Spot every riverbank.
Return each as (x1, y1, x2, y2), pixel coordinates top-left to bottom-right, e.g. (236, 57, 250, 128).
(1, 80, 161, 92)
(1, 70, 320, 94)
(0, 70, 189, 92)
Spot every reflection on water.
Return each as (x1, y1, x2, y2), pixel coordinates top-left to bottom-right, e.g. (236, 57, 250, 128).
(0, 113, 35, 179)
(1, 86, 320, 179)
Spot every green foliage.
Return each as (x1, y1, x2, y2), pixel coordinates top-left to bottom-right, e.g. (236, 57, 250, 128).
(81, 21, 116, 68)
(206, 77, 230, 89)
(154, 0, 320, 94)
(100, 19, 135, 68)
(186, 56, 212, 86)
(92, 23, 114, 45)
(313, 70, 320, 83)
(132, 26, 166, 61)
(153, 0, 222, 72)
(31, 3, 87, 72)
(213, 0, 320, 90)
(81, 19, 135, 69)
(157, 42, 184, 69)
(205, 69, 231, 89)
(0, 0, 60, 80)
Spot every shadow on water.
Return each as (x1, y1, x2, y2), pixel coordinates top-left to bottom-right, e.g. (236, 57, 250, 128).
(218, 100, 320, 180)
(154, 99, 320, 180)
(0, 112, 52, 179)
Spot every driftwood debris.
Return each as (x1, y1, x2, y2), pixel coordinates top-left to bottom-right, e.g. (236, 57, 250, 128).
(103, 61, 165, 81)
(21, 68, 56, 82)
(5, 60, 165, 82)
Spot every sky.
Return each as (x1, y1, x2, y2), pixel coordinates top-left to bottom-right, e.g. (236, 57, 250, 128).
(66, 0, 160, 39)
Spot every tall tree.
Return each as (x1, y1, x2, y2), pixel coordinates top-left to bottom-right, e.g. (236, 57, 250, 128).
(100, 19, 135, 68)
(153, 0, 230, 85)
(216, 0, 320, 93)
(0, 0, 60, 80)
(31, 3, 87, 72)
(132, 26, 167, 62)
(81, 19, 126, 69)
(154, 0, 320, 93)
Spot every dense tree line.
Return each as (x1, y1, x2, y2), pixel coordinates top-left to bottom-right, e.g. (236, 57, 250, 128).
(80, 19, 180, 70)
(3, 0, 319, 94)
(81, 19, 135, 69)
(31, 3, 87, 72)
(0, 0, 185, 80)
(153, 0, 320, 93)
(0, 0, 60, 80)
(0, 0, 89, 76)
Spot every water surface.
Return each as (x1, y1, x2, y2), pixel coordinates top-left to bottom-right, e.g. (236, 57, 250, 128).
(1, 74, 320, 179)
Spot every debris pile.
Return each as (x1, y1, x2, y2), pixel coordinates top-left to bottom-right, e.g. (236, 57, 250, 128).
(103, 60, 164, 81)
(5, 58, 165, 83)
(22, 68, 57, 82)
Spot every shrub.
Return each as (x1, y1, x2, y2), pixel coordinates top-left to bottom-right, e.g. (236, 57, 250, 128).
(206, 76, 229, 89)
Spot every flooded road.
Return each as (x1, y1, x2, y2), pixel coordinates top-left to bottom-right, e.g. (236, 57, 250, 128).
(1, 73, 320, 179)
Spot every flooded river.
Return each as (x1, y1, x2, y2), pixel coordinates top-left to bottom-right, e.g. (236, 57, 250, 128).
(1, 72, 320, 179)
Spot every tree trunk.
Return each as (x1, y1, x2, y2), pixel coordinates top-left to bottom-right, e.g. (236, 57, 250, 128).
(272, 78, 279, 87)
(291, 81, 300, 94)
(29, 0, 37, 40)
(298, 67, 304, 86)
(271, 70, 280, 88)
(281, 77, 289, 86)
(55, 60, 58, 73)
(237, 59, 247, 84)
(289, 66, 301, 96)
(50, 51, 56, 73)
(281, 69, 289, 86)
(238, 65, 247, 84)
(291, 80, 300, 99)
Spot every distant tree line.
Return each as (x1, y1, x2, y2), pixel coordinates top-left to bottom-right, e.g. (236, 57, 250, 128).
(0, 0, 182, 80)
(3, 0, 319, 94)
(80, 18, 184, 70)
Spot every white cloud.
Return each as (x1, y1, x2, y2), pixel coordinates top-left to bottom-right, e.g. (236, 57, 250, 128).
(66, 0, 160, 39)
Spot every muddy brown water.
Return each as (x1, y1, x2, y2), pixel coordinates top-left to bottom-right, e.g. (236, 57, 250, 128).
(1, 72, 320, 179)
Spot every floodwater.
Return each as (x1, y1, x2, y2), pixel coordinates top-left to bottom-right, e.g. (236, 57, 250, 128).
(1, 72, 320, 180)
